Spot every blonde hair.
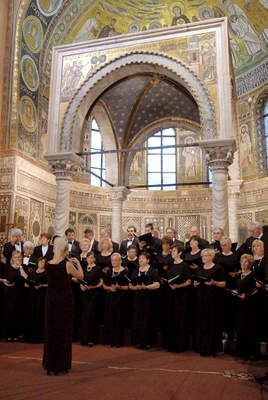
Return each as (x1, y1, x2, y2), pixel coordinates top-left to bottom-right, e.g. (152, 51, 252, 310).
(11, 250, 22, 263)
(240, 253, 254, 267)
(252, 239, 264, 256)
(79, 238, 90, 250)
(220, 236, 232, 247)
(98, 238, 113, 254)
(201, 248, 216, 258)
(53, 237, 68, 260)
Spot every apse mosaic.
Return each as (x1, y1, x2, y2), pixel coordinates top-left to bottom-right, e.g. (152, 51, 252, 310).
(14, 0, 268, 177)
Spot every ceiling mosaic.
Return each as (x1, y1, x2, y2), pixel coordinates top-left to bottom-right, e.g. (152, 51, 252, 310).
(12, 0, 268, 160)
(99, 74, 200, 146)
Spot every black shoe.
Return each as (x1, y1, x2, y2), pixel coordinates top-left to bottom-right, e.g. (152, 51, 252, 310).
(145, 345, 151, 350)
(88, 342, 94, 347)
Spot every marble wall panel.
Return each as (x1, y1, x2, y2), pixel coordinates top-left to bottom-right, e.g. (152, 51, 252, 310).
(14, 195, 30, 237)
(28, 199, 44, 245)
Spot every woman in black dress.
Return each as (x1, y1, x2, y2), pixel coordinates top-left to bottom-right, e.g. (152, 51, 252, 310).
(24, 257, 47, 342)
(79, 251, 103, 347)
(43, 237, 83, 375)
(235, 253, 260, 360)
(194, 248, 226, 356)
(164, 244, 191, 352)
(2, 250, 26, 341)
(130, 252, 160, 349)
(216, 236, 240, 341)
(184, 236, 204, 347)
(103, 253, 130, 347)
(122, 245, 139, 275)
(96, 238, 113, 273)
(252, 239, 268, 343)
(153, 236, 173, 279)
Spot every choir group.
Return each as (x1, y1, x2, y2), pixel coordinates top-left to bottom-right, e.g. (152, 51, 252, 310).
(0, 221, 267, 364)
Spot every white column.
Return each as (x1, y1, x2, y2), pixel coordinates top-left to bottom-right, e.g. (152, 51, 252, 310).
(209, 162, 230, 234)
(200, 139, 236, 235)
(228, 180, 243, 243)
(110, 186, 130, 244)
(54, 175, 72, 236)
(45, 152, 85, 237)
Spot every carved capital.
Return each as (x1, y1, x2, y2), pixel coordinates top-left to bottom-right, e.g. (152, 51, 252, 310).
(45, 152, 85, 179)
(110, 186, 130, 202)
(200, 139, 236, 171)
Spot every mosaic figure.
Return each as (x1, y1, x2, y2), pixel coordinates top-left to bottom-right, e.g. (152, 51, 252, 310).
(22, 16, 44, 54)
(20, 55, 39, 92)
(221, 0, 262, 57)
(19, 96, 38, 133)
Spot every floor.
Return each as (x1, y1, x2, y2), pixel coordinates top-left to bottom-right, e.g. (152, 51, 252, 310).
(0, 342, 267, 400)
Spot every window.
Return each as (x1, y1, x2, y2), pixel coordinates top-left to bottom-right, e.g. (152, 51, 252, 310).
(264, 99, 268, 170)
(90, 119, 105, 187)
(147, 128, 176, 190)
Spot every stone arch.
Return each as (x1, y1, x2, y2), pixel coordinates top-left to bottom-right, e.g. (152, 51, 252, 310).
(60, 52, 217, 154)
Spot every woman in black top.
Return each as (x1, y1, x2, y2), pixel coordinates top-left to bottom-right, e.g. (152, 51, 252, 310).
(96, 238, 113, 273)
(216, 236, 240, 341)
(103, 253, 129, 347)
(252, 239, 268, 343)
(184, 235, 204, 346)
(235, 253, 260, 360)
(122, 245, 139, 275)
(43, 237, 83, 375)
(130, 252, 160, 349)
(3, 250, 26, 341)
(194, 248, 226, 356)
(79, 252, 103, 346)
(164, 244, 191, 352)
(24, 257, 47, 342)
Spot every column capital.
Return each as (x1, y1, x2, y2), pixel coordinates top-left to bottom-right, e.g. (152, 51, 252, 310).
(200, 139, 236, 170)
(109, 186, 130, 202)
(44, 152, 85, 179)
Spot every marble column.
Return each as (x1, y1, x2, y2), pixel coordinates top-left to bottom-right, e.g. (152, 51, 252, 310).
(45, 152, 84, 237)
(110, 186, 130, 244)
(228, 180, 243, 243)
(200, 139, 236, 235)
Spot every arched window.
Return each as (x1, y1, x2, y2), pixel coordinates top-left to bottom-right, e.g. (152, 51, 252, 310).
(90, 119, 105, 187)
(147, 128, 176, 190)
(264, 99, 268, 170)
(129, 126, 207, 190)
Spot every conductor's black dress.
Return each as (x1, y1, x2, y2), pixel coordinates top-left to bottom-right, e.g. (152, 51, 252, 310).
(43, 259, 73, 374)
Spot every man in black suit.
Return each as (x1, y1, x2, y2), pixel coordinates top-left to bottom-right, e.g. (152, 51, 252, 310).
(237, 222, 263, 257)
(65, 228, 81, 258)
(23, 241, 38, 273)
(3, 228, 24, 263)
(144, 223, 162, 253)
(99, 228, 119, 253)
(166, 227, 184, 248)
(209, 227, 224, 253)
(119, 225, 139, 256)
(84, 228, 99, 255)
(33, 233, 54, 261)
(185, 225, 209, 253)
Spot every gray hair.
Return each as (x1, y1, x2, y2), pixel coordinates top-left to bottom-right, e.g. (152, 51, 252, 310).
(248, 221, 263, 230)
(23, 241, 34, 249)
(11, 228, 22, 236)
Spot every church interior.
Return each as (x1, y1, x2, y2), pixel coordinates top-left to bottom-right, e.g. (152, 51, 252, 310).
(0, 0, 268, 399)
